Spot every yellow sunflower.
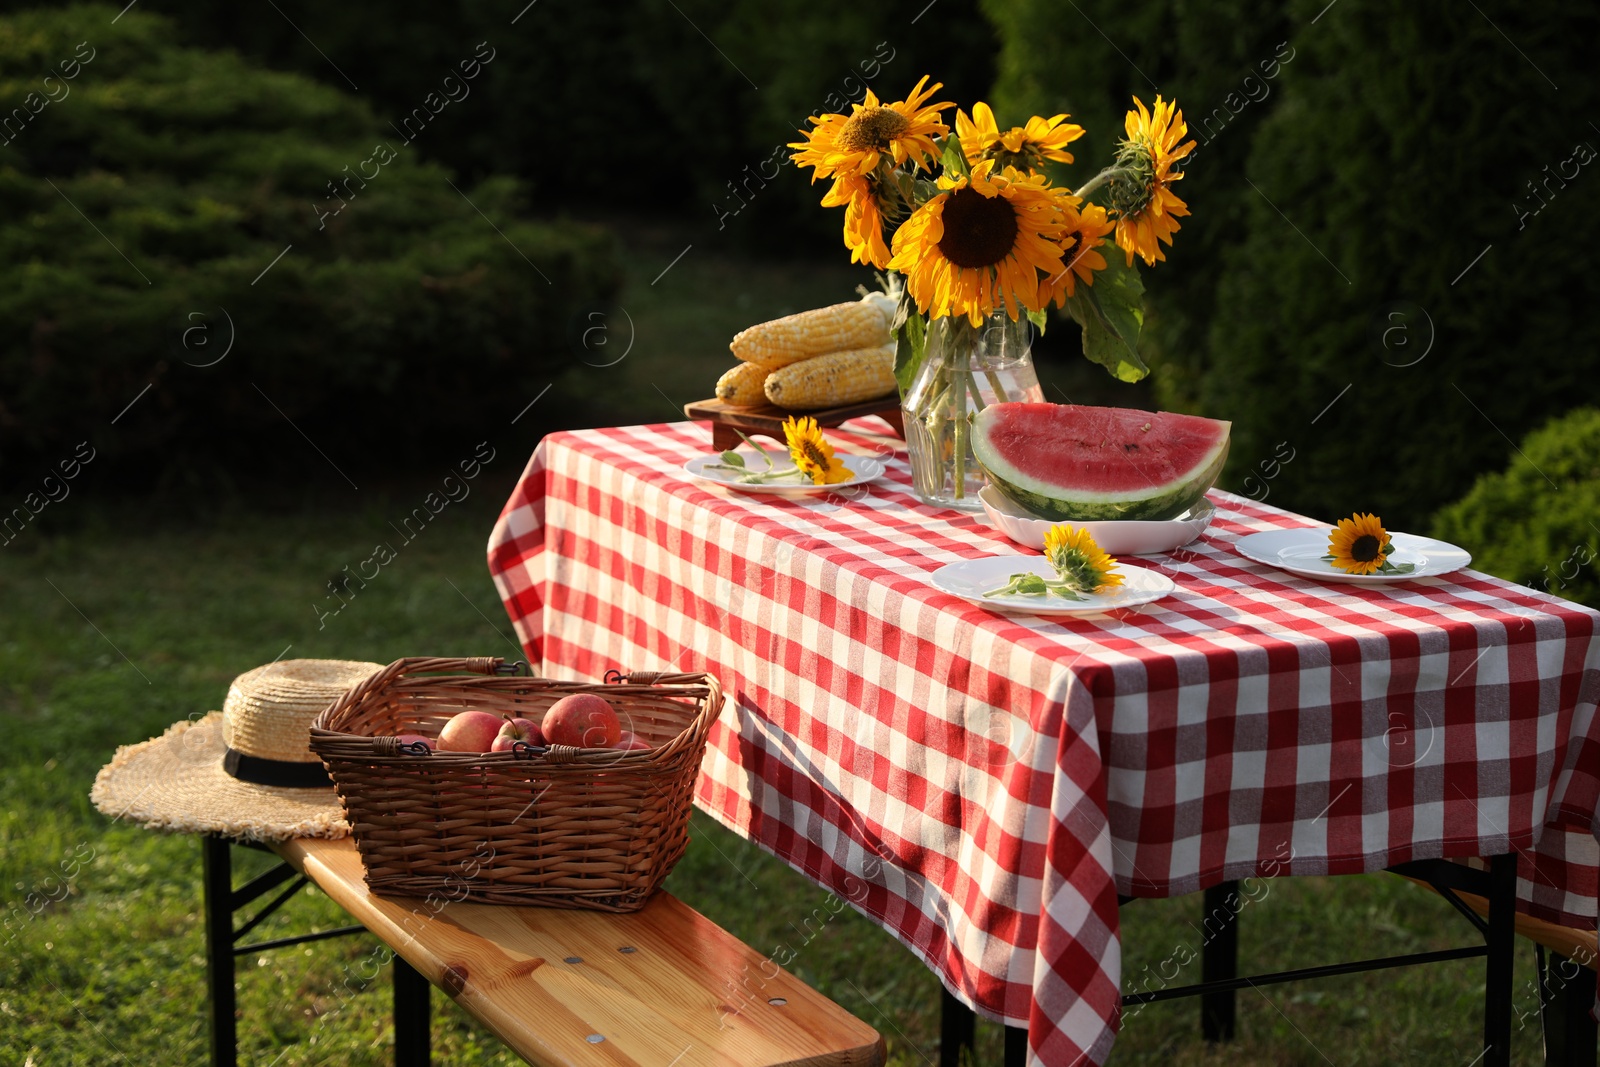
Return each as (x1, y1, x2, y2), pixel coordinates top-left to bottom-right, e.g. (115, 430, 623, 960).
(955, 102, 1084, 173)
(887, 160, 1069, 326)
(1326, 513, 1394, 575)
(1042, 201, 1115, 306)
(783, 416, 852, 486)
(1108, 96, 1196, 267)
(821, 172, 892, 269)
(789, 76, 953, 181)
(1044, 525, 1124, 593)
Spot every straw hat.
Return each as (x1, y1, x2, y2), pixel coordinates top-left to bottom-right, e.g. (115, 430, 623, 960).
(90, 659, 383, 842)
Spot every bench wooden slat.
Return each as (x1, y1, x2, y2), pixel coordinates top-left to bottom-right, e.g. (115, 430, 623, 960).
(1403, 876, 1598, 969)
(276, 837, 884, 1067)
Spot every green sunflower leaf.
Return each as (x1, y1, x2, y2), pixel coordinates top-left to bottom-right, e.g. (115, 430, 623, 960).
(940, 134, 972, 179)
(1026, 307, 1049, 335)
(1063, 255, 1149, 383)
(895, 308, 929, 397)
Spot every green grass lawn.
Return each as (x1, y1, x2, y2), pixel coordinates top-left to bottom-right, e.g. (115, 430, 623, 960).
(0, 241, 1553, 1064)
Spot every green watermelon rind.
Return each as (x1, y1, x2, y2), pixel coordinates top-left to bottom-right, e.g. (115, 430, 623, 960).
(973, 408, 1231, 522)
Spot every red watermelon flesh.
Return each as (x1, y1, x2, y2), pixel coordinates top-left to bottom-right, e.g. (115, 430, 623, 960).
(972, 403, 1231, 521)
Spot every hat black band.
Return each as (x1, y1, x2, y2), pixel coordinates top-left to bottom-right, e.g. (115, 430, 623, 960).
(223, 746, 333, 788)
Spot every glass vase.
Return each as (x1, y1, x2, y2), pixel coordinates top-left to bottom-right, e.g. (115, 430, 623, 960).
(902, 312, 1043, 511)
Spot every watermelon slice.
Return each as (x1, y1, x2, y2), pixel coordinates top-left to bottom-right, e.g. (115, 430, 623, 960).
(972, 403, 1230, 521)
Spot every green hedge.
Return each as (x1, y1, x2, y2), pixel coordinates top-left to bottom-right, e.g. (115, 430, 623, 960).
(136, 0, 997, 252)
(0, 5, 621, 485)
(1201, 0, 1600, 527)
(1433, 408, 1600, 609)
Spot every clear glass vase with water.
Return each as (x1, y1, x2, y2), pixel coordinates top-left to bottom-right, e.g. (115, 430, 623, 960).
(901, 312, 1043, 511)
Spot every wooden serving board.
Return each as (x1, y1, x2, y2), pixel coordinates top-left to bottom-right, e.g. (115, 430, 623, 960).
(683, 397, 905, 452)
(276, 837, 884, 1067)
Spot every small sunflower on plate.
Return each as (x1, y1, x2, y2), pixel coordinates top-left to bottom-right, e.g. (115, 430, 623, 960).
(700, 418, 853, 486)
(783, 416, 853, 486)
(1045, 524, 1124, 592)
(1324, 512, 1415, 575)
(985, 524, 1123, 599)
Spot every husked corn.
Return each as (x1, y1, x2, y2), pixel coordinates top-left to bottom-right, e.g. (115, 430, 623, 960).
(715, 362, 770, 407)
(763, 344, 896, 409)
(730, 294, 894, 368)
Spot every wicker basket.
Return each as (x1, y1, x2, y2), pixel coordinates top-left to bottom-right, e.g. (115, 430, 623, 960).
(308, 657, 722, 911)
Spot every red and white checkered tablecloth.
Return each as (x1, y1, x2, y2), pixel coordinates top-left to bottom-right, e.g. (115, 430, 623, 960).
(486, 420, 1600, 1067)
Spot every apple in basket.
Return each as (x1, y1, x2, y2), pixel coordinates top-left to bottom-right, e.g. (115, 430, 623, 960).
(613, 730, 652, 752)
(436, 710, 505, 753)
(491, 716, 544, 752)
(394, 733, 435, 752)
(543, 694, 621, 748)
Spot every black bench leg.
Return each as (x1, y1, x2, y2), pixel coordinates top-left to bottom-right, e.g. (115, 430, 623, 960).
(1003, 1024, 1028, 1066)
(202, 835, 237, 1067)
(939, 987, 976, 1067)
(1201, 880, 1239, 1042)
(1481, 852, 1517, 1067)
(1540, 949, 1598, 1067)
(394, 955, 431, 1067)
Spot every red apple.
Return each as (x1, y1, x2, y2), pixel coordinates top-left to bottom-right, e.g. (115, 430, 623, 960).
(613, 730, 652, 752)
(394, 732, 435, 753)
(491, 716, 544, 752)
(436, 710, 504, 752)
(543, 694, 621, 749)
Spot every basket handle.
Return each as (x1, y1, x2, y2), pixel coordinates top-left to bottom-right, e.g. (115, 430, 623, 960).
(312, 656, 524, 732)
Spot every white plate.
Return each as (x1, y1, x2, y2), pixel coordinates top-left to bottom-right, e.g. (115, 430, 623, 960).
(929, 556, 1177, 616)
(1233, 528, 1472, 584)
(684, 449, 886, 495)
(978, 485, 1215, 555)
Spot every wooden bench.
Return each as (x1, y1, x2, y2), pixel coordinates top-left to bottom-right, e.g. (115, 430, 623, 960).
(203, 834, 884, 1066)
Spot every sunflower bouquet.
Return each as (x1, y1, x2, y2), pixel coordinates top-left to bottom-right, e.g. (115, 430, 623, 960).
(789, 78, 1196, 503)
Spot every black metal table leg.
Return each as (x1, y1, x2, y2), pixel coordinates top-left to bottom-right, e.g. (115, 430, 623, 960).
(1540, 949, 1598, 1066)
(394, 955, 431, 1067)
(1482, 852, 1517, 1067)
(1003, 1023, 1029, 1066)
(202, 835, 237, 1067)
(939, 986, 976, 1067)
(1201, 880, 1239, 1042)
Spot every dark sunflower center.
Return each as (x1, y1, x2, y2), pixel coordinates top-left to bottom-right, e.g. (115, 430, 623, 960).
(1351, 534, 1382, 562)
(840, 107, 911, 152)
(800, 440, 829, 470)
(937, 186, 1020, 269)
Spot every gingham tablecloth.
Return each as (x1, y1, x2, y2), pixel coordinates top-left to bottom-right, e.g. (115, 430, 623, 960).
(486, 420, 1600, 1067)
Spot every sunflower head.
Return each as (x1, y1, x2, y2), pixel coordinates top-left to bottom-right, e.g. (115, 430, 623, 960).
(887, 160, 1070, 326)
(782, 416, 852, 486)
(1327, 513, 1393, 575)
(956, 103, 1084, 174)
(789, 76, 954, 182)
(821, 172, 893, 269)
(1043, 201, 1114, 306)
(1043, 525, 1124, 593)
(1106, 95, 1196, 267)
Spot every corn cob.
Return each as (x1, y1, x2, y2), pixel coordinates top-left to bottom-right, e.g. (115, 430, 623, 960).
(763, 344, 896, 409)
(730, 292, 895, 368)
(715, 362, 771, 407)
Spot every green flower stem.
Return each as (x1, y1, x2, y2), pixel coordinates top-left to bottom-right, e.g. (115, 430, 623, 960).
(952, 345, 968, 498)
(1071, 165, 1137, 202)
(983, 366, 1011, 403)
